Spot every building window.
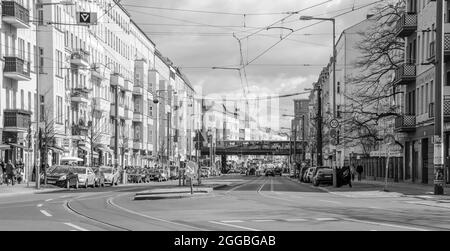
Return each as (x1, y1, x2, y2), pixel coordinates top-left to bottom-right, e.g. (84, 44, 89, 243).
(57, 96, 63, 124)
(336, 105, 342, 118)
(56, 50, 63, 77)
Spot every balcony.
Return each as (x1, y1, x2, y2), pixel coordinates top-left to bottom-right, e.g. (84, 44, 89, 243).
(3, 109, 31, 132)
(394, 115, 416, 132)
(393, 63, 416, 86)
(110, 73, 124, 89)
(445, 33, 450, 62)
(110, 104, 125, 118)
(70, 49, 90, 68)
(2, 1, 30, 29)
(445, 97, 450, 122)
(133, 111, 144, 122)
(395, 13, 417, 38)
(3, 57, 31, 81)
(93, 97, 110, 112)
(91, 63, 106, 80)
(133, 84, 144, 96)
(123, 79, 133, 92)
(72, 124, 89, 137)
(71, 88, 90, 103)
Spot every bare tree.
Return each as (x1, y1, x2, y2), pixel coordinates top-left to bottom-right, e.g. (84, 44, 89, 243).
(338, 0, 406, 150)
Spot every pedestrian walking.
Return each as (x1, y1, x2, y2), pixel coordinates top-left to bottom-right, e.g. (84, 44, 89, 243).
(356, 164, 363, 181)
(5, 160, 15, 186)
(351, 165, 356, 181)
(0, 163, 3, 186)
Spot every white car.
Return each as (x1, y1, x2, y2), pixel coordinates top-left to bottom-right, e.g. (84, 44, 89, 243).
(99, 166, 120, 186)
(72, 167, 96, 188)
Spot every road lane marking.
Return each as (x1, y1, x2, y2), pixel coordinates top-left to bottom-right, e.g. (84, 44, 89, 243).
(209, 221, 260, 231)
(285, 219, 308, 222)
(64, 223, 89, 231)
(37, 204, 43, 208)
(45, 199, 53, 202)
(257, 178, 268, 192)
(108, 197, 208, 231)
(342, 218, 430, 231)
(319, 200, 342, 204)
(225, 177, 264, 194)
(222, 220, 244, 223)
(253, 219, 275, 223)
(316, 218, 339, 221)
(40, 210, 52, 217)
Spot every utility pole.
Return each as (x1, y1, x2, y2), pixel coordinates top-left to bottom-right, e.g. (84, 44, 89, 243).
(167, 112, 171, 175)
(35, 3, 41, 190)
(293, 121, 297, 177)
(300, 114, 305, 181)
(316, 83, 323, 166)
(434, 0, 445, 195)
(114, 85, 119, 175)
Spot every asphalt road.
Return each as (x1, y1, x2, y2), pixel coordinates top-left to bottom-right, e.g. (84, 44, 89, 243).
(1, 175, 449, 231)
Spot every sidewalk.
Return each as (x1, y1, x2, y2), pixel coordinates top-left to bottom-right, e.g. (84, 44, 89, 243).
(0, 182, 63, 198)
(318, 179, 450, 199)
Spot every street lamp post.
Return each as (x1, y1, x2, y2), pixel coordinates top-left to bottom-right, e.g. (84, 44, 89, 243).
(301, 16, 336, 185)
(34, 0, 75, 190)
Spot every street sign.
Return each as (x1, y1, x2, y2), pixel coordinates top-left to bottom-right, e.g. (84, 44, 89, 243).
(185, 161, 197, 178)
(329, 119, 340, 129)
(77, 12, 98, 25)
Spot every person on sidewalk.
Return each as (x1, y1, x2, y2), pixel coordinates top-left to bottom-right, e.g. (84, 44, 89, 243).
(356, 164, 363, 181)
(0, 163, 3, 186)
(5, 160, 15, 186)
(351, 165, 356, 181)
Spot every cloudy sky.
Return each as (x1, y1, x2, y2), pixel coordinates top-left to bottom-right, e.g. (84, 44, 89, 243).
(121, 0, 381, 128)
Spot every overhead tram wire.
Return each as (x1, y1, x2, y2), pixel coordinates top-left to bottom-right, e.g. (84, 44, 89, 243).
(242, 0, 384, 68)
(121, 4, 291, 16)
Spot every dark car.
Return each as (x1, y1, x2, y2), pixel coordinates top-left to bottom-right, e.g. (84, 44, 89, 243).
(274, 167, 283, 176)
(46, 166, 79, 189)
(265, 169, 275, 177)
(312, 167, 333, 186)
(93, 168, 105, 187)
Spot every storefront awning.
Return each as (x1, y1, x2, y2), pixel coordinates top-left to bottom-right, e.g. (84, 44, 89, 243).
(0, 144, 11, 150)
(79, 146, 90, 152)
(49, 146, 64, 153)
(8, 143, 26, 149)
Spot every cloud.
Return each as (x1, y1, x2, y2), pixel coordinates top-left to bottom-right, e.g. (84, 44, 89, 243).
(122, 0, 377, 128)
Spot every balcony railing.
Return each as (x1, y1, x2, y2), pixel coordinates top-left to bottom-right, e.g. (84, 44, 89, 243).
(71, 88, 90, 103)
(71, 49, 90, 67)
(72, 124, 89, 137)
(445, 33, 450, 61)
(2, 1, 30, 28)
(3, 57, 31, 80)
(445, 97, 450, 118)
(3, 109, 32, 131)
(393, 63, 416, 85)
(395, 115, 416, 131)
(395, 13, 417, 37)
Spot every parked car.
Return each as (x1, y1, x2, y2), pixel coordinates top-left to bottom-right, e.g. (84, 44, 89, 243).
(312, 167, 333, 186)
(304, 167, 316, 183)
(46, 166, 79, 189)
(92, 167, 105, 187)
(72, 166, 96, 188)
(299, 166, 310, 182)
(99, 166, 120, 186)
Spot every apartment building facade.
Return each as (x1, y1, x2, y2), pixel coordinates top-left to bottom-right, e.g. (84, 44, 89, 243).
(395, 0, 450, 184)
(0, 0, 198, 181)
